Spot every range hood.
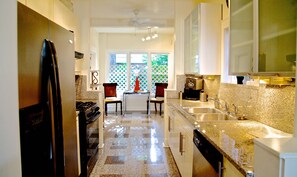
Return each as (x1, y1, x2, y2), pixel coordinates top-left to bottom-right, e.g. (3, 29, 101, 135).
(75, 51, 84, 59)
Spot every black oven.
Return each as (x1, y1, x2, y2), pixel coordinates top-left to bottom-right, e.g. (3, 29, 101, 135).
(76, 101, 100, 177)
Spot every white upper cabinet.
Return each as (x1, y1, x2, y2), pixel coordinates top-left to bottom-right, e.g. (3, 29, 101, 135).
(184, 3, 222, 75)
(230, 0, 297, 76)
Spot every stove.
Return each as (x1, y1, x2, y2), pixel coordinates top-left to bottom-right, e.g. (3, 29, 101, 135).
(76, 101, 100, 124)
(76, 101, 96, 110)
(76, 101, 100, 177)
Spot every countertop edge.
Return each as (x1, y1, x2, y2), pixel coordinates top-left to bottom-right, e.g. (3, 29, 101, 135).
(167, 99, 248, 176)
(254, 137, 297, 158)
(167, 98, 293, 176)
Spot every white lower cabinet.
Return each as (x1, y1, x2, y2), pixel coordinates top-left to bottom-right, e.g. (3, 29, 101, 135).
(223, 157, 244, 177)
(254, 138, 297, 177)
(168, 106, 193, 177)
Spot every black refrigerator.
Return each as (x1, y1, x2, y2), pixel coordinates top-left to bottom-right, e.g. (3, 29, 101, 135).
(18, 3, 78, 177)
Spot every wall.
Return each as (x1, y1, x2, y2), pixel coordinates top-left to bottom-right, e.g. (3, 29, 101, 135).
(73, 0, 91, 75)
(76, 75, 101, 101)
(98, 33, 174, 86)
(90, 28, 100, 71)
(218, 84, 295, 134)
(168, 74, 221, 99)
(98, 33, 174, 111)
(203, 75, 221, 97)
(0, 1, 22, 177)
(18, 0, 80, 49)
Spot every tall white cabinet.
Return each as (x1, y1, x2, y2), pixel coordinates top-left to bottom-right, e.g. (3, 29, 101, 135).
(184, 3, 222, 75)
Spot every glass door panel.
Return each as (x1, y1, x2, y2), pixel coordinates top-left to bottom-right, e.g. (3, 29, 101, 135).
(230, 0, 254, 73)
(130, 53, 148, 91)
(258, 0, 296, 72)
(151, 53, 168, 94)
(108, 53, 127, 95)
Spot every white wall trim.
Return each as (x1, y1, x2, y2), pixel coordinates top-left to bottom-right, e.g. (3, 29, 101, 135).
(0, 1, 22, 177)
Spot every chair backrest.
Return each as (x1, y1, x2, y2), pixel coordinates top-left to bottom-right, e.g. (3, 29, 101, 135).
(155, 83, 168, 98)
(103, 83, 118, 98)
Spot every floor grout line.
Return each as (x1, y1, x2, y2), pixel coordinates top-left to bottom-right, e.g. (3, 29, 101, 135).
(89, 112, 181, 177)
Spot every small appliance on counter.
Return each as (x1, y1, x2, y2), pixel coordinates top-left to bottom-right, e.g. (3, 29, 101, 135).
(200, 90, 208, 102)
(184, 75, 203, 100)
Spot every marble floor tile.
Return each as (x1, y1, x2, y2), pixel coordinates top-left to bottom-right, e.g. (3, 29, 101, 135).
(90, 112, 181, 177)
(104, 156, 126, 164)
(100, 175, 123, 177)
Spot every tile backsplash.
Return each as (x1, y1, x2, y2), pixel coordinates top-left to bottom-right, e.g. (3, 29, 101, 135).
(175, 74, 295, 134)
(203, 75, 220, 98)
(218, 83, 295, 134)
(75, 75, 101, 101)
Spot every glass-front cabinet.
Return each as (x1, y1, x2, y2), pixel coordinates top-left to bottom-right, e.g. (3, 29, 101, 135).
(230, 0, 254, 74)
(184, 3, 221, 75)
(258, 0, 296, 73)
(230, 0, 297, 76)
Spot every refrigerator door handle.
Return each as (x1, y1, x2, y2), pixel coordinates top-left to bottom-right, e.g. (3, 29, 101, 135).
(41, 39, 65, 177)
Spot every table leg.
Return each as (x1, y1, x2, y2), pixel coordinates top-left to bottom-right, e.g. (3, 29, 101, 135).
(147, 93, 150, 116)
(123, 93, 126, 116)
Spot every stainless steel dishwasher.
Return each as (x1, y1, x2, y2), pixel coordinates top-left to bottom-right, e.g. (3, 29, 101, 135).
(193, 129, 224, 177)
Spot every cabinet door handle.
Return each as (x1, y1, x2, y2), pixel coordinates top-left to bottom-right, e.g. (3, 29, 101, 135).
(168, 117, 171, 132)
(179, 132, 185, 155)
(221, 4, 223, 20)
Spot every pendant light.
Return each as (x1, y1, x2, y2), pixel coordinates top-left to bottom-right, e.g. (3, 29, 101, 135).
(141, 27, 158, 41)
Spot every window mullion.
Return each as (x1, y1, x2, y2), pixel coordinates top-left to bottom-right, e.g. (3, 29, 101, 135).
(127, 52, 131, 91)
(148, 53, 152, 93)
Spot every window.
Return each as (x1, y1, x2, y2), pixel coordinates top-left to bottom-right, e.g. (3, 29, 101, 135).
(151, 54, 168, 93)
(108, 53, 128, 94)
(108, 52, 169, 95)
(130, 53, 148, 91)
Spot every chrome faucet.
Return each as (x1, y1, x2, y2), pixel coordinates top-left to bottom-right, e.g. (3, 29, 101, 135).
(220, 100, 229, 112)
(232, 103, 238, 116)
(208, 96, 228, 112)
(231, 104, 248, 120)
(207, 96, 219, 108)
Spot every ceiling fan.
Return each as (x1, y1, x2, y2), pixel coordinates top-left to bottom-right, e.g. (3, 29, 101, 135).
(129, 9, 151, 27)
(127, 9, 173, 31)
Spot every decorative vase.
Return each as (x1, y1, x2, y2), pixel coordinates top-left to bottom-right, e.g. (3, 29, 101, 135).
(134, 76, 140, 92)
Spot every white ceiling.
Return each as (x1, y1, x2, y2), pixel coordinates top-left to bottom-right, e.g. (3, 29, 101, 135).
(87, 0, 182, 33)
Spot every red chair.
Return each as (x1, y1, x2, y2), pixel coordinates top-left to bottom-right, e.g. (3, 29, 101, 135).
(103, 83, 122, 116)
(147, 83, 168, 115)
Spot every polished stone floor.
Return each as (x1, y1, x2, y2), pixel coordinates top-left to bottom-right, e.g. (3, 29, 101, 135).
(90, 112, 181, 177)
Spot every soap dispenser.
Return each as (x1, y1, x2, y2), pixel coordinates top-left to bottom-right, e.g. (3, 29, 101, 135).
(200, 90, 207, 102)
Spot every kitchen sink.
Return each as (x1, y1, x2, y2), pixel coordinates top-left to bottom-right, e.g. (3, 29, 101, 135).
(182, 107, 246, 121)
(183, 107, 223, 114)
(192, 113, 231, 121)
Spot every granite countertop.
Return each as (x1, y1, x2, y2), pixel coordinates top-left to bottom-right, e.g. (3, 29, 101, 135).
(167, 98, 292, 176)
